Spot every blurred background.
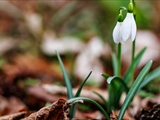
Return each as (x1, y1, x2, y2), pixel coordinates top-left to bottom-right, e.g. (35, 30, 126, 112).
(0, 0, 159, 113)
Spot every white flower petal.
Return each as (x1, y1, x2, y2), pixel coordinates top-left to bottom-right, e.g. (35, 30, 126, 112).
(131, 14, 137, 41)
(113, 22, 122, 44)
(122, 13, 132, 42)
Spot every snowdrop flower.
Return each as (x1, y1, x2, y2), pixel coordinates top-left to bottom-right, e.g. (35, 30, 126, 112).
(122, 3, 137, 42)
(113, 22, 123, 44)
(113, 7, 126, 44)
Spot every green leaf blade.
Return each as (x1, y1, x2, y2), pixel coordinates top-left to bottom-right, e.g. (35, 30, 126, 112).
(56, 51, 73, 99)
(139, 66, 160, 90)
(107, 76, 129, 93)
(67, 97, 110, 120)
(118, 60, 152, 120)
(107, 76, 129, 112)
(124, 47, 147, 83)
(102, 73, 110, 79)
(75, 71, 92, 97)
(71, 71, 92, 118)
(93, 91, 108, 111)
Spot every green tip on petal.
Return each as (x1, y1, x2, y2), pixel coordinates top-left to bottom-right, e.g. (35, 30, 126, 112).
(128, 3, 134, 13)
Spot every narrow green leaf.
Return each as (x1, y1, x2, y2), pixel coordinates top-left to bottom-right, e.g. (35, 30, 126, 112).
(108, 80, 118, 112)
(112, 53, 118, 76)
(75, 71, 92, 97)
(67, 97, 110, 120)
(107, 76, 129, 93)
(124, 47, 146, 83)
(56, 51, 73, 99)
(107, 76, 129, 111)
(102, 73, 110, 79)
(93, 91, 108, 110)
(118, 60, 152, 120)
(138, 90, 155, 98)
(71, 71, 92, 118)
(139, 66, 160, 90)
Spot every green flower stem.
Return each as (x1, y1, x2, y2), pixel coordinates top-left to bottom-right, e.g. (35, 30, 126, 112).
(130, 40, 135, 85)
(118, 43, 121, 77)
(133, 0, 136, 16)
(130, 0, 136, 86)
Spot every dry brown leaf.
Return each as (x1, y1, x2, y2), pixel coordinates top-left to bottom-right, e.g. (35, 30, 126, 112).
(129, 95, 160, 118)
(27, 86, 67, 103)
(0, 96, 27, 116)
(0, 111, 28, 120)
(136, 104, 160, 120)
(80, 111, 104, 119)
(42, 84, 108, 104)
(110, 110, 135, 120)
(0, 95, 9, 116)
(2, 54, 62, 83)
(6, 97, 28, 113)
(22, 98, 67, 120)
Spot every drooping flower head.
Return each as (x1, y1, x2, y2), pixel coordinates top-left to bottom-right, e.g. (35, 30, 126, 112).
(112, 7, 127, 44)
(121, 2, 137, 42)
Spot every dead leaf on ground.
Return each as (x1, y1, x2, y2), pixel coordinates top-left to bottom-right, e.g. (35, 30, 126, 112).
(110, 110, 135, 120)
(2, 54, 62, 83)
(22, 98, 67, 120)
(0, 96, 27, 116)
(0, 111, 28, 120)
(135, 104, 160, 120)
(42, 84, 108, 104)
(27, 85, 66, 103)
